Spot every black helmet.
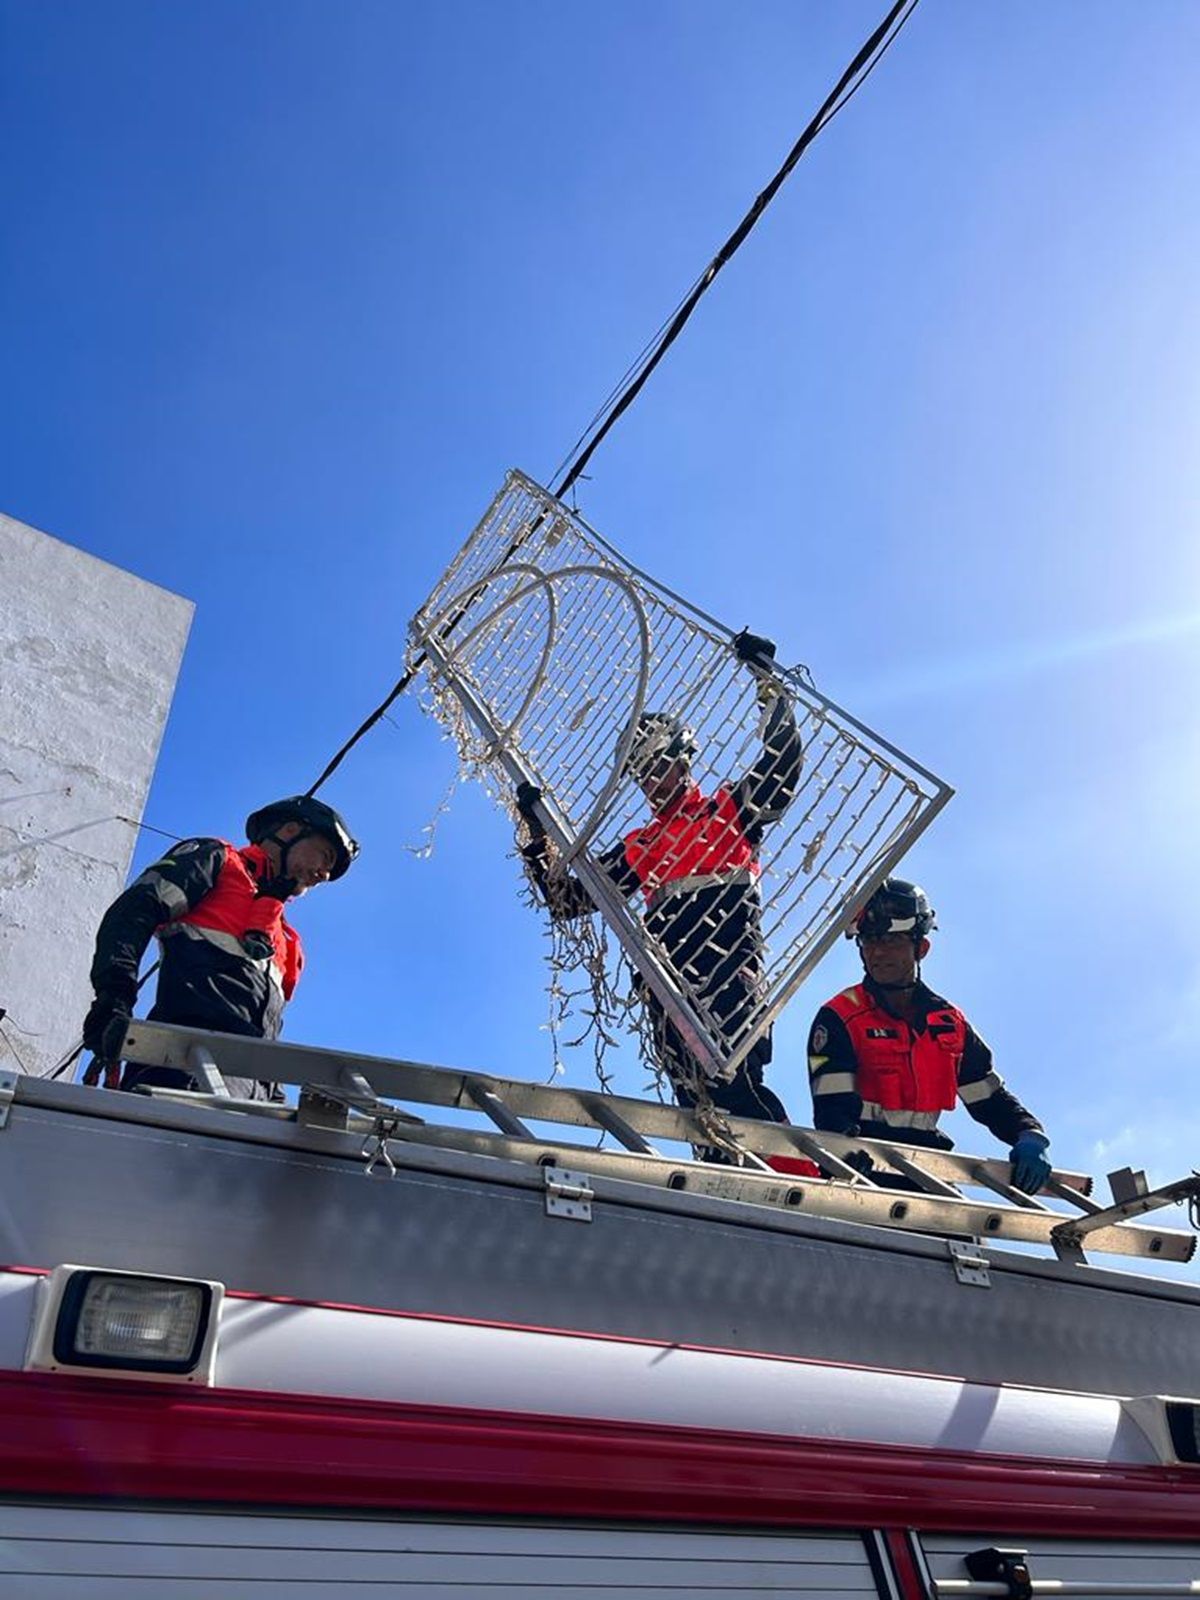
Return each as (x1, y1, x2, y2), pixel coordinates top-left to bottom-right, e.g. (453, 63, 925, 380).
(245, 796, 359, 880)
(849, 877, 936, 941)
(625, 711, 697, 775)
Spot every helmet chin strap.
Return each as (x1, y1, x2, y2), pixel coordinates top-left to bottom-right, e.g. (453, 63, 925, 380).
(257, 828, 314, 900)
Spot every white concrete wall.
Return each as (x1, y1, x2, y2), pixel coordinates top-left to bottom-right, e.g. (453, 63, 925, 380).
(0, 513, 193, 1077)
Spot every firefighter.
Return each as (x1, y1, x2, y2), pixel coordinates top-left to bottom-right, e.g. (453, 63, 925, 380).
(81, 796, 358, 1097)
(517, 629, 802, 1133)
(807, 878, 1052, 1193)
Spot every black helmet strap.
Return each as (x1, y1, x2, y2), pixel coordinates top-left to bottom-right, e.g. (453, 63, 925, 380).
(254, 825, 317, 900)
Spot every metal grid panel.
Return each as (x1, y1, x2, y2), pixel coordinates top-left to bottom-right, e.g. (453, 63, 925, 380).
(410, 470, 953, 1080)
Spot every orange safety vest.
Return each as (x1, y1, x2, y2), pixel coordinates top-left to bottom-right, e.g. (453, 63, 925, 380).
(169, 842, 303, 1000)
(826, 984, 964, 1114)
(623, 786, 757, 896)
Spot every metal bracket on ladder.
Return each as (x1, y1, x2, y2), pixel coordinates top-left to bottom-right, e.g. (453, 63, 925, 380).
(543, 1165, 593, 1222)
(1050, 1172, 1200, 1260)
(0, 1071, 15, 1131)
(298, 1066, 423, 1134)
(948, 1239, 991, 1288)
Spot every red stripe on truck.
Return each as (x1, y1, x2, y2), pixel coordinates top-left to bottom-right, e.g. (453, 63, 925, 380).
(2, 1369, 1199, 1538)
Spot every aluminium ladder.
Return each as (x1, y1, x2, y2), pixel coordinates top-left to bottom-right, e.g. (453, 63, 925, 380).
(92, 1018, 1200, 1268)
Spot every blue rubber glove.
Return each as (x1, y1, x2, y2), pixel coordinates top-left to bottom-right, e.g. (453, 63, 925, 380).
(1009, 1131, 1051, 1194)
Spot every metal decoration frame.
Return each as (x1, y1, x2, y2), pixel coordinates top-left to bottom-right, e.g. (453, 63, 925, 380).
(408, 470, 955, 1082)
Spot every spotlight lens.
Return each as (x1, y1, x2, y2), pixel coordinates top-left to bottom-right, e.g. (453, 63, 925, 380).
(62, 1273, 209, 1363)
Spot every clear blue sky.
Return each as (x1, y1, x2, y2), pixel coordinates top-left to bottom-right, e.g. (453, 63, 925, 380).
(4, 2, 1199, 1218)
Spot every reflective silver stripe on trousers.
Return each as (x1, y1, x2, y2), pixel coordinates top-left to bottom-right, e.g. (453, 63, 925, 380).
(859, 1102, 942, 1131)
(134, 869, 189, 918)
(812, 1071, 857, 1095)
(958, 1071, 1001, 1105)
(647, 869, 754, 908)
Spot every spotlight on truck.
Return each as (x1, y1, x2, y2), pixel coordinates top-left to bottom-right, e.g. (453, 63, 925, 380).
(24, 1265, 223, 1384)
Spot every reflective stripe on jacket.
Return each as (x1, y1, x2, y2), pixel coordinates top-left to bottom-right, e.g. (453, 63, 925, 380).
(150, 841, 302, 1039)
(825, 983, 962, 1116)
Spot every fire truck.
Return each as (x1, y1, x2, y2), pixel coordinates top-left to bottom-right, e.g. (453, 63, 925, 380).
(3, 1018, 1200, 1597)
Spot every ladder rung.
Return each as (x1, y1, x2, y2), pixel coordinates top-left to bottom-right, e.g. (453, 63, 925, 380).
(877, 1147, 962, 1198)
(581, 1094, 659, 1155)
(463, 1080, 534, 1140)
(966, 1160, 1053, 1212)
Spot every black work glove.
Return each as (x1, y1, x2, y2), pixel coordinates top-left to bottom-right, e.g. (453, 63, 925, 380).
(515, 782, 543, 819)
(732, 628, 778, 671)
(515, 783, 550, 849)
(842, 1148, 877, 1179)
(82, 990, 134, 1060)
(241, 931, 274, 961)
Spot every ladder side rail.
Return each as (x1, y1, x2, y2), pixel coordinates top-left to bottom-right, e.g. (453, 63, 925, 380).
(384, 1060, 1095, 1200)
(455, 1073, 1094, 1202)
(346, 1118, 1194, 1262)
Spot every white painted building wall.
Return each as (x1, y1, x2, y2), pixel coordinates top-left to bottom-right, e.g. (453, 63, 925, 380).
(0, 513, 192, 1077)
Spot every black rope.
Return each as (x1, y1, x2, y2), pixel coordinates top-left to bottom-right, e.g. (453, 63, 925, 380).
(304, 0, 921, 798)
(116, 815, 185, 844)
(24, 815, 182, 1083)
(552, 0, 920, 501)
(0, 1020, 31, 1075)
